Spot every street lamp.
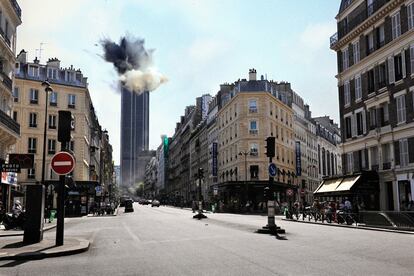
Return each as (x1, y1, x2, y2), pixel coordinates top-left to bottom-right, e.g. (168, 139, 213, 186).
(238, 150, 250, 209)
(41, 80, 53, 186)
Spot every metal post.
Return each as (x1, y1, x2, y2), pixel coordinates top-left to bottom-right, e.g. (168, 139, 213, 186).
(41, 90, 48, 185)
(267, 156, 276, 228)
(56, 142, 66, 246)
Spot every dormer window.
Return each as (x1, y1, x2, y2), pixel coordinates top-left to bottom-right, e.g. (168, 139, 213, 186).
(47, 68, 58, 79)
(28, 65, 39, 77)
(66, 71, 74, 82)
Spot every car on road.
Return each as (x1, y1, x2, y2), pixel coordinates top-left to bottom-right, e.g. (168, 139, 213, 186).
(120, 196, 131, 207)
(151, 200, 160, 207)
(124, 199, 134, 212)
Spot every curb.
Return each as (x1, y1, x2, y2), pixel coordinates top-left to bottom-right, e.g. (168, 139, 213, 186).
(0, 239, 90, 260)
(0, 224, 57, 238)
(283, 218, 414, 234)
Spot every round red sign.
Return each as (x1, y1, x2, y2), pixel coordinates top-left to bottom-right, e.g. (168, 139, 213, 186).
(51, 152, 75, 175)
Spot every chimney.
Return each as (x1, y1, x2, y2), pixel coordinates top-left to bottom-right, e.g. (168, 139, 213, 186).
(17, 49, 27, 63)
(249, 68, 257, 81)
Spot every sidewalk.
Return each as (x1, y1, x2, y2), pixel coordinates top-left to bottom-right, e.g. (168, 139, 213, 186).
(283, 217, 414, 234)
(0, 221, 57, 237)
(0, 236, 90, 260)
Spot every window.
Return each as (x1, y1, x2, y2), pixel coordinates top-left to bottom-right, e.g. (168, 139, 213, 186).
(250, 143, 258, 156)
(342, 48, 349, 70)
(28, 167, 36, 179)
(28, 138, 37, 154)
(12, 111, 17, 122)
(355, 75, 362, 100)
(396, 94, 406, 123)
(249, 120, 258, 134)
(347, 152, 353, 173)
(66, 71, 75, 82)
(394, 54, 403, 81)
(13, 87, 19, 102)
(69, 140, 75, 152)
(345, 116, 352, 139)
(392, 12, 401, 40)
(48, 139, 56, 155)
(353, 41, 360, 64)
(367, 32, 374, 54)
(378, 63, 387, 88)
(29, 113, 37, 128)
(356, 111, 364, 136)
(368, 69, 375, 93)
(367, 0, 374, 16)
(30, 89, 39, 104)
(408, 2, 414, 30)
(47, 68, 58, 79)
(28, 66, 39, 77)
(49, 91, 57, 106)
(377, 24, 385, 48)
(411, 46, 414, 75)
(48, 114, 57, 129)
(383, 103, 389, 123)
(248, 99, 257, 113)
(370, 146, 378, 170)
(68, 94, 76, 108)
(250, 165, 259, 179)
(382, 143, 391, 169)
(344, 81, 350, 106)
(399, 139, 409, 167)
(369, 108, 377, 128)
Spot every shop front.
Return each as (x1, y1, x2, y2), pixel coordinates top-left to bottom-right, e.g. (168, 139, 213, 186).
(215, 180, 298, 213)
(396, 172, 414, 211)
(1, 172, 18, 212)
(313, 171, 379, 210)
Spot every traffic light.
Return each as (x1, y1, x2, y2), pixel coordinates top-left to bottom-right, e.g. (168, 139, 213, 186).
(263, 186, 269, 200)
(58, 111, 73, 142)
(265, 137, 275, 157)
(198, 168, 204, 179)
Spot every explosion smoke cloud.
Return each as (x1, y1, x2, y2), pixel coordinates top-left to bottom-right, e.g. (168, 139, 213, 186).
(101, 35, 167, 94)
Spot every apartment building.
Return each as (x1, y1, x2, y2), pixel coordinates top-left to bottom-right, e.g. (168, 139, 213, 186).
(217, 69, 295, 209)
(0, 0, 21, 211)
(331, 0, 414, 210)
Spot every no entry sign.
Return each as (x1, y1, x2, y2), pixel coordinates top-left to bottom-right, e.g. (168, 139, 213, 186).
(51, 152, 75, 175)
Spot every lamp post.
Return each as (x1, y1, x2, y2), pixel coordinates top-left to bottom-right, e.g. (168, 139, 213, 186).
(41, 80, 53, 185)
(238, 150, 250, 210)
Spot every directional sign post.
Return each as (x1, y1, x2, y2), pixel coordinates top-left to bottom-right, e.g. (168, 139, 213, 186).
(268, 163, 277, 177)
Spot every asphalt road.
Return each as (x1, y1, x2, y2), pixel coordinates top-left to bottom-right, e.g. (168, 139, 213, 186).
(0, 204, 413, 276)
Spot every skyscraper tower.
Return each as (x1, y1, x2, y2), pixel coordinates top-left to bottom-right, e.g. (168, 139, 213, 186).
(120, 88, 149, 189)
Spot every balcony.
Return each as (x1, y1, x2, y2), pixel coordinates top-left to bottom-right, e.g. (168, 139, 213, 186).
(0, 108, 20, 136)
(10, 0, 22, 19)
(382, 162, 391, 170)
(332, 0, 389, 48)
(0, 71, 12, 91)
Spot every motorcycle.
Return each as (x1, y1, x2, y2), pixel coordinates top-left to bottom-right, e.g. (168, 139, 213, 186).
(1, 212, 26, 230)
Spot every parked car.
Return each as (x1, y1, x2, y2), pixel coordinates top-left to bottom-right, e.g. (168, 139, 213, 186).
(151, 200, 160, 207)
(124, 199, 134, 212)
(120, 196, 130, 207)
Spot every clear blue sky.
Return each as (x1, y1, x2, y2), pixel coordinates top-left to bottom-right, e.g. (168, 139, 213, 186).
(17, 0, 341, 165)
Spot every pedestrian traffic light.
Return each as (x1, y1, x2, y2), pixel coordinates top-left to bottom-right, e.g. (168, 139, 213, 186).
(265, 137, 275, 157)
(198, 168, 204, 179)
(263, 186, 269, 200)
(58, 111, 73, 142)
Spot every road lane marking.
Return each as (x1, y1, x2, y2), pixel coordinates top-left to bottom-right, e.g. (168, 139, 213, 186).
(122, 222, 141, 242)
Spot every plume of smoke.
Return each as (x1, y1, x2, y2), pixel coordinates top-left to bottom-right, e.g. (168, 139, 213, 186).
(101, 35, 167, 94)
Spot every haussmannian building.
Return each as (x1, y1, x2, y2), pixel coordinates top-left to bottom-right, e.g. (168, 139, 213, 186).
(217, 69, 296, 210)
(331, 0, 414, 210)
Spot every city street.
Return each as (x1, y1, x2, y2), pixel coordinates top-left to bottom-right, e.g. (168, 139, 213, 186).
(0, 204, 413, 276)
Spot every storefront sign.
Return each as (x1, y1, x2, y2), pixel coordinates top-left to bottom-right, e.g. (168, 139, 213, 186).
(295, 141, 301, 177)
(1, 172, 18, 185)
(212, 142, 218, 177)
(1, 163, 21, 173)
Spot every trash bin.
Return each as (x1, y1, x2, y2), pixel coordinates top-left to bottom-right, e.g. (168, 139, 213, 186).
(49, 210, 56, 223)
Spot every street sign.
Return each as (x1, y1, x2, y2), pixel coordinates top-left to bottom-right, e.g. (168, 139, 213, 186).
(51, 152, 75, 175)
(1, 163, 21, 173)
(8, 154, 34, 169)
(286, 188, 294, 197)
(268, 163, 277, 177)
